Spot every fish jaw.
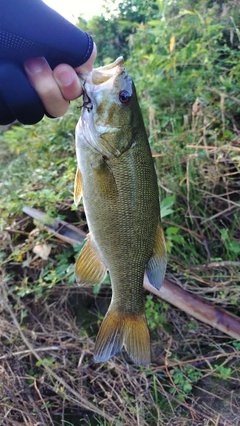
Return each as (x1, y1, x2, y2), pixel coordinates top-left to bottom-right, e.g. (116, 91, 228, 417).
(77, 57, 135, 158)
(92, 56, 125, 84)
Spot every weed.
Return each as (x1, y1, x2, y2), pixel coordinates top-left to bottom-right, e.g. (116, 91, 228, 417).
(214, 364, 232, 380)
(145, 294, 168, 331)
(170, 365, 203, 400)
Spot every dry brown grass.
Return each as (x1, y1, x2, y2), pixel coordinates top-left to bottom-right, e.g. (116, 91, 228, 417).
(1, 263, 240, 426)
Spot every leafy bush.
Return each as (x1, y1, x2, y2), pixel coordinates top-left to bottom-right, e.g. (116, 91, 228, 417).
(0, 105, 79, 226)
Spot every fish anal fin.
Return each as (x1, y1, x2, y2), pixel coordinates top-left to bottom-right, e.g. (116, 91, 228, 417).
(74, 168, 83, 206)
(146, 222, 167, 290)
(75, 234, 107, 285)
(94, 309, 151, 367)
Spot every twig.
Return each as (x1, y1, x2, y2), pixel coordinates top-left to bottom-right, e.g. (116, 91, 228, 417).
(155, 350, 239, 370)
(187, 144, 240, 152)
(207, 87, 240, 105)
(34, 378, 54, 426)
(201, 204, 237, 223)
(197, 190, 240, 208)
(190, 261, 240, 270)
(163, 219, 205, 240)
(144, 275, 240, 340)
(0, 345, 60, 360)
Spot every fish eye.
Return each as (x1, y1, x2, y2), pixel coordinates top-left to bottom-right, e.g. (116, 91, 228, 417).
(119, 90, 131, 104)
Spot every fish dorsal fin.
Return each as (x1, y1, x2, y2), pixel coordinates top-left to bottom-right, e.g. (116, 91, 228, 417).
(146, 222, 167, 290)
(75, 234, 107, 285)
(74, 168, 83, 206)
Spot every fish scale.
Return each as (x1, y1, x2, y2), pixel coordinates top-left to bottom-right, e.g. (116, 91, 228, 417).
(74, 57, 167, 366)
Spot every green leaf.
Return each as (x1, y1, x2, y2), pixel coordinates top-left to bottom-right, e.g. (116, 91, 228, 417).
(160, 195, 175, 218)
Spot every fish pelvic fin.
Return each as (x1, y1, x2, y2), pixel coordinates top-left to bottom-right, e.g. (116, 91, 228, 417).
(74, 168, 83, 206)
(75, 234, 107, 285)
(146, 222, 167, 290)
(94, 309, 151, 367)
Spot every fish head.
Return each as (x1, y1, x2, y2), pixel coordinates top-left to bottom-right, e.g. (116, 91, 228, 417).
(77, 57, 140, 158)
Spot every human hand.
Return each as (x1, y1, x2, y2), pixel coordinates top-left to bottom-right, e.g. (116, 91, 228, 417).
(0, 0, 96, 125)
(24, 44, 97, 118)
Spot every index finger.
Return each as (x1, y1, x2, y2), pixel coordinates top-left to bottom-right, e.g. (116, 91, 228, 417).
(24, 57, 71, 117)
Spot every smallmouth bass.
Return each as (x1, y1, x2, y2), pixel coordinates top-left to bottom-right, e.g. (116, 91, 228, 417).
(74, 57, 167, 366)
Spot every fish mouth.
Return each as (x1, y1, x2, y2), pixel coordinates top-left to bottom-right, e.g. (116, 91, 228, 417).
(78, 57, 125, 87)
(77, 57, 132, 158)
(92, 57, 125, 85)
(96, 56, 124, 71)
(79, 56, 127, 112)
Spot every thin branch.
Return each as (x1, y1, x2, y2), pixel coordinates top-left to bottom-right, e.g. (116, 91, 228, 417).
(0, 346, 60, 360)
(144, 275, 240, 340)
(208, 87, 240, 104)
(187, 144, 240, 152)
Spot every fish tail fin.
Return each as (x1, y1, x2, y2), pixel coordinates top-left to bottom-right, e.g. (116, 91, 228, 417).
(94, 309, 151, 367)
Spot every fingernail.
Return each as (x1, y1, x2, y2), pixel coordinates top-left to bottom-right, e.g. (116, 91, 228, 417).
(25, 57, 46, 74)
(55, 68, 74, 87)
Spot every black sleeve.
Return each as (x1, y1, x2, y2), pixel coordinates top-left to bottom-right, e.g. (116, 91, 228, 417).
(0, 0, 94, 125)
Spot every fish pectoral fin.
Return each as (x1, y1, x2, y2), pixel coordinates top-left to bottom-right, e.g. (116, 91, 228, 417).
(94, 309, 151, 367)
(75, 234, 107, 285)
(146, 222, 167, 290)
(74, 168, 83, 206)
